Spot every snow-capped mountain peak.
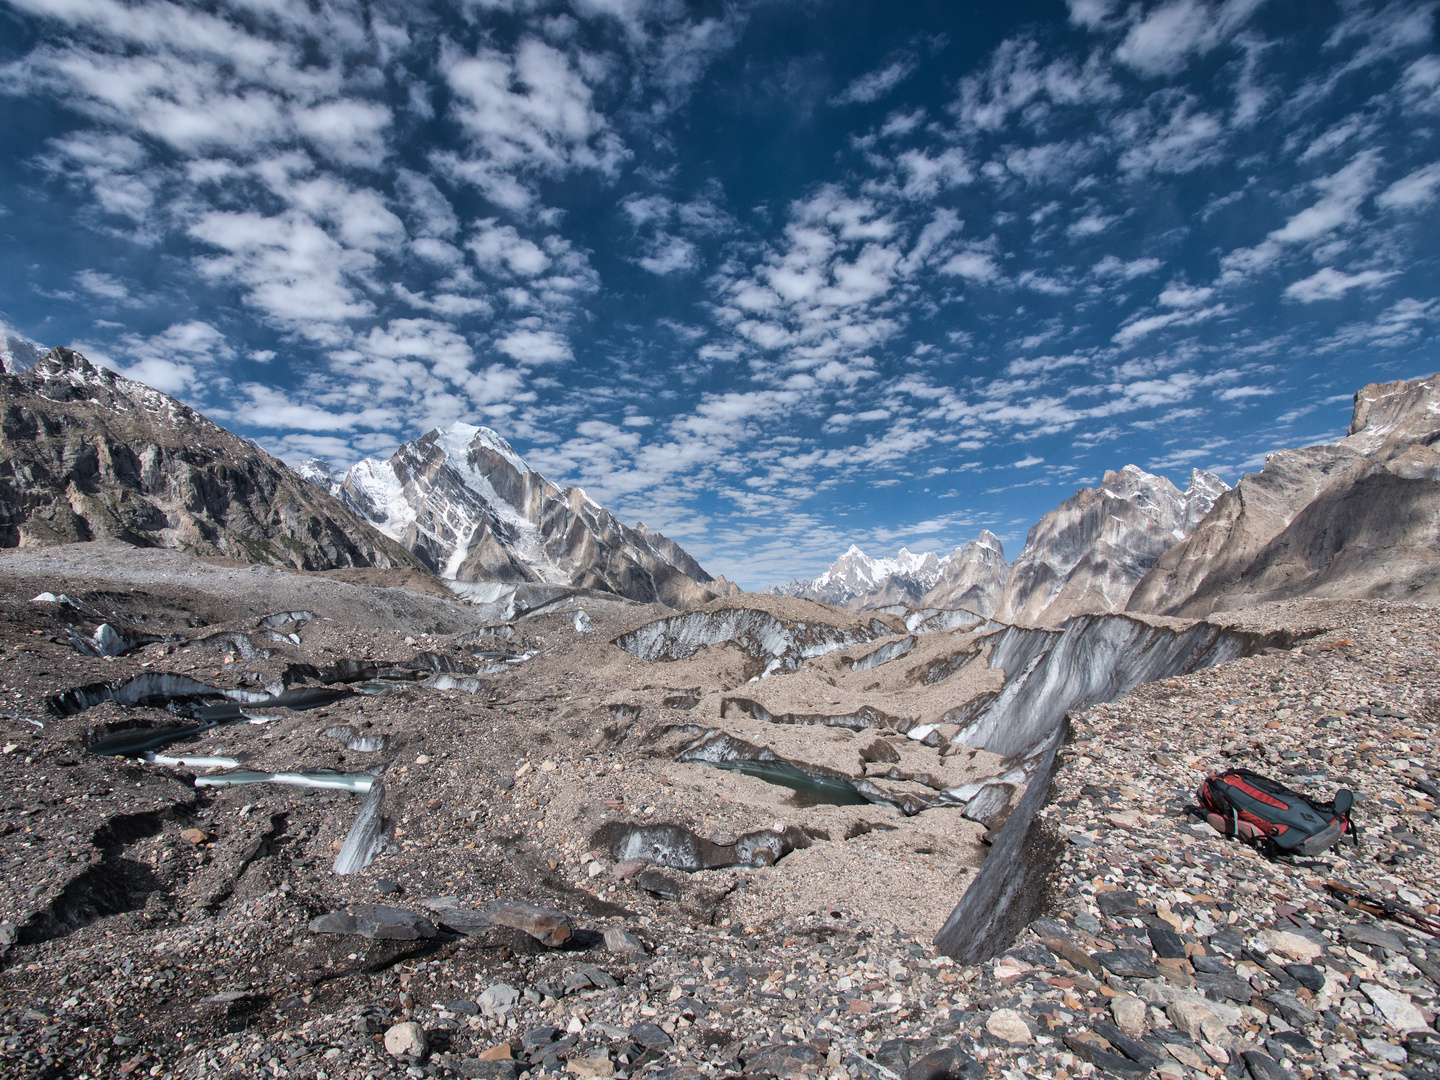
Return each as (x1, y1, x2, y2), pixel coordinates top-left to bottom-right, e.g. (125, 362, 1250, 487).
(301, 422, 721, 608)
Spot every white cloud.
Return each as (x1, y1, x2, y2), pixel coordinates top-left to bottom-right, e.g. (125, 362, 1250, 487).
(1269, 152, 1378, 243)
(1067, 211, 1116, 238)
(1220, 151, 1380, 282)
(442, 37, 625, 208)
(832, 56, 919, 106)
(1115, 93, 1225, 175)
(495, 328, 573, 365)
(1377, 162, 1440, 210)
(1320, 297, 1440, 350)
(1114, 0, 1267, 77)
(953, 35, 1119, 134)
(897, 147, 973, 198)
(638, 234, 699, 275)
(1216, 385, 1275, 401)
(1112, 303, 1226, 346)
(468, 219, 551, 277)
(1067, 0, 1121, 29)
(189, 210, 375, 341)
(75, 269, 129, 300)
(1283, 266, 1396, 302)
(940, 251, 1001, 282)
(1093, 255, 1163, 279)
(1159, 283, 1215, 308)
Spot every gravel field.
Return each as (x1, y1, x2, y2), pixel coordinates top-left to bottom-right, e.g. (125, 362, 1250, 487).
(0, 545, 1435, 1080)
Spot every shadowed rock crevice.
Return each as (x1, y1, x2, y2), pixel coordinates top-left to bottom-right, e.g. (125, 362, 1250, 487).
(16, 801, 200, 948)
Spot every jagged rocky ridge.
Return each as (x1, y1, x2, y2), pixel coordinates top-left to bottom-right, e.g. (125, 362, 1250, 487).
(1128, 372, 1440, 617)
(0, 348, 427, 573)
(995, 465, 1227, 626)
(303, 424, 728, 609)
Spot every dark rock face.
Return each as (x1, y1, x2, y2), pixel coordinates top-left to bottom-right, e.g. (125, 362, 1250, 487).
(1129, 371, 1440, 616)
(0, 348, 429, 573)
(308, 424, 721, 608)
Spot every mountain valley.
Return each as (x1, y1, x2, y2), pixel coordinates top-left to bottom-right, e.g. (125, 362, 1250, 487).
(0, 356, 1436, 1080)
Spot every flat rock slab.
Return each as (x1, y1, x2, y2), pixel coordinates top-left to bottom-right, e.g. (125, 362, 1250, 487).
(1095, 949, 1160, 979)
(1062, 1035, 1150, 1079)
(308, 905, 437, 941)
(484, 899, 573, 947)
(1096, 890, 1143, 916)
(1362, 983, 1431, 1034)
(1343, 924, 1407, 952)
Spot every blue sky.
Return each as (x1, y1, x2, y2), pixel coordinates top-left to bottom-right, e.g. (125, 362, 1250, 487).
(2, 0, 1439, 589)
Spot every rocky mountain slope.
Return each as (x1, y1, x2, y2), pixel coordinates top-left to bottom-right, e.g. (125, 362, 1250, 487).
(303, 424, 727, 609)
(1129, 372, 1440, 617)
(920, 529, 1008, 616)
(780, 467, 1225, 623)
(996, 465, 1228, 625)
(0, 348, 427, 573)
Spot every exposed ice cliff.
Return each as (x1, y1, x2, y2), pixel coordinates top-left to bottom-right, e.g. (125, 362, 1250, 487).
(303, 423, 723, 608)
(613, 606, 890, 678)
(933, 612, 1293, 965)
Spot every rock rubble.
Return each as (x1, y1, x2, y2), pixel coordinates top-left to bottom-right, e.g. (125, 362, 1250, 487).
(0, 546, 1435, 1080)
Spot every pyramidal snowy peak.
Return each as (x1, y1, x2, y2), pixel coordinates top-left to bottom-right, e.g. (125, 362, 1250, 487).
(304, 423, 725, 608)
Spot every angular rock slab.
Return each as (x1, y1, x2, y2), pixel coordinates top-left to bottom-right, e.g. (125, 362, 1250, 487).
(1362, 983, 1432, 1034)
(308, 905, 437, 941)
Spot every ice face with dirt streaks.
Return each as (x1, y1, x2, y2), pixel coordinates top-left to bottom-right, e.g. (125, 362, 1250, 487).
(947, 614, 1287, 761)
(612, 608, 884, 677)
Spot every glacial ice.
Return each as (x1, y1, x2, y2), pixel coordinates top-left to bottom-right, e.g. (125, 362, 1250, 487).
(195, 769, 375, 793)
(932, 613, 1294, 965)
(613, 608, 885, 677)
(848, 635, 917, 671)
(946, 614, 1288, 760)
(333, 780, 394, 875)
(721, 696, 912, 732)
(905, 608, 987, 633)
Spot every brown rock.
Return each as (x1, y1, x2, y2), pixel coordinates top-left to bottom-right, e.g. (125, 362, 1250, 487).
(483, 899, 572, 947)
(1041, 935, 1101, 975)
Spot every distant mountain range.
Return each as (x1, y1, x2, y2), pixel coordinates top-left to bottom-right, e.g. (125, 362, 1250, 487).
(0, 344, 728, 608)
(300, 425, 734, 608)
(7, 333, 1440, 622)
(777, 371, 1440, 623)
(773, 466, 1227, 623)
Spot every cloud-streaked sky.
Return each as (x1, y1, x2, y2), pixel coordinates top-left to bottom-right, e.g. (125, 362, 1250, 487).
(2, 0, 1438, 588)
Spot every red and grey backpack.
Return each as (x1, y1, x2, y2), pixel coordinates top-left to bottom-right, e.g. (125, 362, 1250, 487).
(1197, 769, 1358, 856)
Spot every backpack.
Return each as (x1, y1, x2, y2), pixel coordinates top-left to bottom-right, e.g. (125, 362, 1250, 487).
(1196, 769, 1357, 857)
